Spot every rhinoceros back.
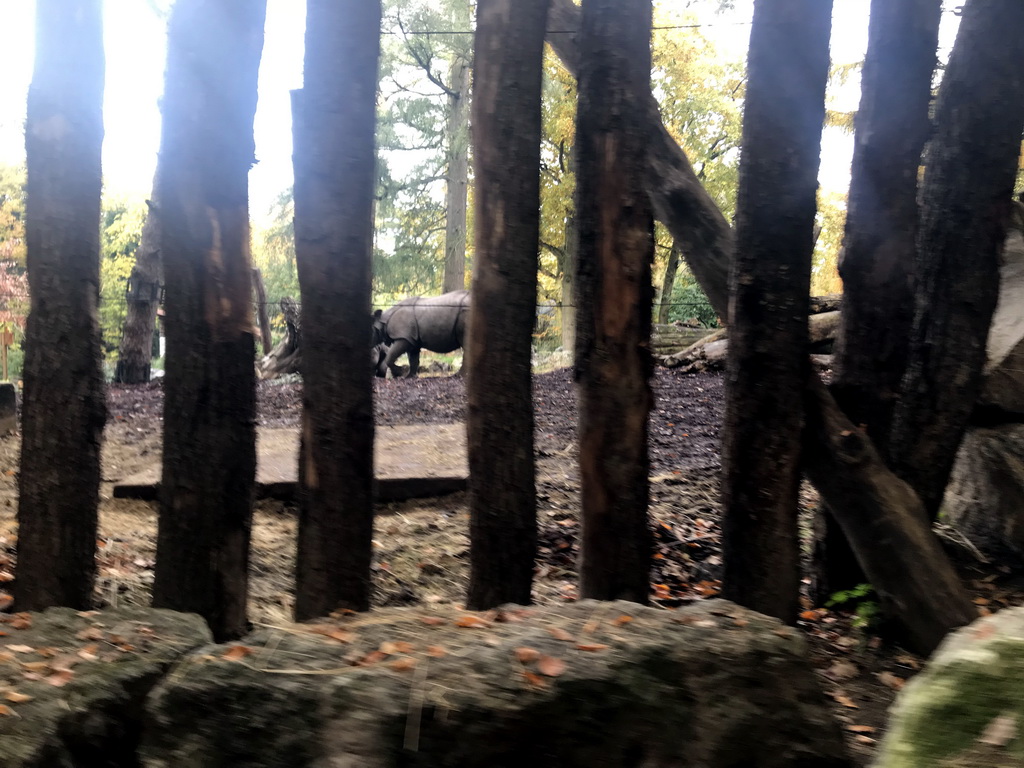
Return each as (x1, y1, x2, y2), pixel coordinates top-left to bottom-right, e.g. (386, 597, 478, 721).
(383, 290, 470, 353)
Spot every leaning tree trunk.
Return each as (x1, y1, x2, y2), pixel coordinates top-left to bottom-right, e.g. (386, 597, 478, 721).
(546, 0, 974, 653)
(816, 0, 943, 601)
(575, 0, 655, 604)
(151, 0, 266, 642)
(720, 0, 832, 625)
(16, 0, 106, 612)
(465, 0, 548, 610)
(114, 171, 163, 384)
(890, 0, 1024, 520)
(292, 0, 381, 620)
(656, 240, 681, 325)
(442, 35, 471, 294)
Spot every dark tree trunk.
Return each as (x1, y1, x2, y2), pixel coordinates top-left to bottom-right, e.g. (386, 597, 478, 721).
(546, 0, 974, 647)
(465, 0, 547, 610)
(442, 48, 470, 294)
(252, 267, 272, 356)
(115, 174, 163, 384)
(560, 213, 577, 353)
(574, 0, 654, 604)
(151, 0, 266, 642)
(803, 377, 977, 654)
(292, 0, 381, 620)
(15, 0, 106, 611)
(818, 0, 942, 601)
(656, 241, 681, 325)
(890, 0, 1024, 519)
(720, 0, 832, 625)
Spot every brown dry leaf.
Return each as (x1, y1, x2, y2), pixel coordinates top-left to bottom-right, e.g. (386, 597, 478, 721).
(575, 643, 609, 652)
(455, 615, 491, 629)
(4, 691, 32, 703)
(854, 735, 876, 745)
(325, 629, 355, 644)
(381, 641, 415, 654)
(360, 650, 389, 666)
(7, 645, 33, 654)
(521, 670, 547, 689)
(876, 671, 905, 691)
(832, 693, 859, 709)
(0, 651, 13, 664)
(0, 571, 12, 583)
(76, 627, 104, 642)
(973, 596, 991, 606)
(537, 655, 566, 677)
(222, 645, 254, 661)
(0, 594, 12, 611)
(21, 661, 49, 672)
(0, 704, 15, 717)
(389, 657, 417, 672)
(582, 620, 600, 635)
(426, 645, 447, 658)
(612, 615, 633, 627)
(78, 644, 100, 662)
(845, 724, 876, 734)
(826, 661, 859, 682)
(547, 627, 574, 642)
(9, 615, 31, 630)
(732, 618, 750, 628)
(799, 610, 820, 622)
(45, 669, 74, 688)
(420, 616, 447, 627)
(514, 647, 540, 664)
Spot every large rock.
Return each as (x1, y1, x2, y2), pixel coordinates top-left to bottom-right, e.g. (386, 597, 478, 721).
(942, 424, 1024, 564)
(142, 599, 851, 768)
(0, 607, 211, 768)
(875, 606, 1024, 767)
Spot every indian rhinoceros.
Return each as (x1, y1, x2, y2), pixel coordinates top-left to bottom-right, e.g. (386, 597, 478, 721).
(372, 290, 470, 378)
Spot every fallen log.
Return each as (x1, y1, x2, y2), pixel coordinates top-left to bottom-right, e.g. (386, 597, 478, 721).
(256, 297, 301, 380)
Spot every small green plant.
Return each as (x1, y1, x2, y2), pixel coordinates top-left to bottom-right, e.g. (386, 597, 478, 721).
(827, 583, 880, 629)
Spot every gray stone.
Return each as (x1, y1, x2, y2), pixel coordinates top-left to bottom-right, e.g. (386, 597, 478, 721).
(980, 229, 1024, 416)
(0, 382, 16, 436)
(0, 607, 211, 768)
(875, 606, 1024, 767)
(942, 424, 1024, 563)
(142, 599, 851, 768)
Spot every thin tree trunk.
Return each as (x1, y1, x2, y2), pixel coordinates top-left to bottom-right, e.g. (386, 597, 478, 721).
(560, 213, 577, 352)
(151, 0, 266, 642)
(251, 267, 272, 356)
(115, 173, 162, 384)
(292, 0, 381, 620)
(575, 0, 654, 604)
(16, 0, 106, 611)
(721, 0, 831, 625)
(656, 241, 681, 325)
(818, 0, 942, 601)
(890, 0, 1024, 519)
(465, 0, 548, 610)
(442, 48, 470, 294)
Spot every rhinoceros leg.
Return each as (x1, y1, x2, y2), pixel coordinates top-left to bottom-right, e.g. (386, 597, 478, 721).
(406, 348, 421, 378)
(380, 338, 412, 379)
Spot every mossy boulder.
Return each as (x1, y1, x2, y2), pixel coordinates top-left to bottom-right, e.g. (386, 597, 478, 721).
(143, 599, 850, 768)
(875, 606, 1024, 767)
(0, 606, 211, 768)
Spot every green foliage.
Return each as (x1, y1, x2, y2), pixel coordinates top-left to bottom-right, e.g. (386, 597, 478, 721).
(0, 163, 26, 265)
(99, 196, 146, 357)
(252, 189, 299, 313)
(813, 190, 846, 295)
(827, 583, 880, 630)
(667, 272, 720, 328)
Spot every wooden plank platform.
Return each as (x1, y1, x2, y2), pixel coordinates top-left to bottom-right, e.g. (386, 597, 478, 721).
(112, 423, 468, 503)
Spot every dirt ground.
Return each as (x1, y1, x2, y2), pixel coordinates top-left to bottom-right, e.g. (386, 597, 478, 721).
(0, 365, 1014, 765)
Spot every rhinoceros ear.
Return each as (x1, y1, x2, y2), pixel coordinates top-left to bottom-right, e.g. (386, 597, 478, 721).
(373, 309, 382, 321)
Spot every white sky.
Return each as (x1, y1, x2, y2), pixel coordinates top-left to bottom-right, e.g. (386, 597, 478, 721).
(0, 0, 961, 223)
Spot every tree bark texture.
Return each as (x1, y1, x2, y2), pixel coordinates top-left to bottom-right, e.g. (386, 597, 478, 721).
(465, 0, 548, 610)
(889, 0, 1024, 519)
(151, 0, 266, 642)
(115, 172, 163, 384)
(574, 0, 655, 604)
(656, 241, 681, 325)
(442, 49, 470, 294)
(803, 377, 977, 654)
(720, 0, 831, 625)
(292, 0, 381, 620)
(560, 213, 577, 352)
(818, 0, 942, 601)
(834, 0, 941, 443)
(16, 0, 106, 611)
